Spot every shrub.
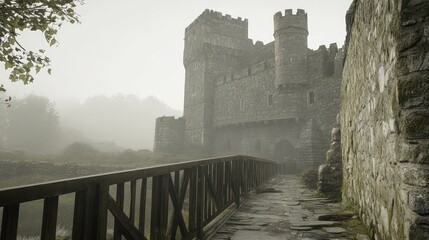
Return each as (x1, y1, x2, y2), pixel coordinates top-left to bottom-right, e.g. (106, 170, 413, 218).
(301, 168, 319, 189)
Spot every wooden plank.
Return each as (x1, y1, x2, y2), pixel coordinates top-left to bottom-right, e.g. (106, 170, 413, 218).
(0, 204, 19, 240)
(150, 175, 169, 240)
(225, 162, 231, 205)
(41, 196, 59, 240)
(130, 180, 137, 224)
(95, 183, 109, 240)
(159, 175, 170, 237)
(72, 191, 86, 240)
(196, 166, 204, 239)
(83, 183, 109, 240)
(188, 167, 197, 234)
(217, 163, 224, 211)
(107, 196, 147, 240)
(169, 169, 190, 239)
(168, 176, 188, 239)
(174, 171, 180, 195)
(203, 165, 208, 222)
(139, 178, 147, 234)
(114, 183, 125, 240)
(150, 176, 161, 240)
(203, 169, 222, 210)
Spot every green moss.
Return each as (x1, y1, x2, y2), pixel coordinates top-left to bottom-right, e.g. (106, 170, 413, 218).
(340, 204, 374, 238)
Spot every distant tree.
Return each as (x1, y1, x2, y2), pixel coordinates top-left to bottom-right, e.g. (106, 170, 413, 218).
(62, 141, 100, 163)
(5, 95, 61, 152)
(0, 0, 82, 94)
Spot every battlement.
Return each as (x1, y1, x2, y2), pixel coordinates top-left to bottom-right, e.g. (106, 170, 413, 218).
(156, 116, 184, 123)
(185, 9, 248, 34)
(274, 9, 307, 18)
(274, 9, 308, 33)
(310, 43, 343, 55)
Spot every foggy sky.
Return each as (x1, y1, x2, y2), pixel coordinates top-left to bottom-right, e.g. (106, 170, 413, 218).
(1, 0, 353, 110)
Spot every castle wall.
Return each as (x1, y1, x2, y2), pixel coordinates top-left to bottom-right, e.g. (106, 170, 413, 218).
(156, 8, 343, 171)
(213, 59, 306, 126)
(341, 0, 429, 239)
(306, 45, 343, 137)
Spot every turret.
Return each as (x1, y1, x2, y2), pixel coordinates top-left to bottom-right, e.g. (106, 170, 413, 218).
(274, 9, 309, 88)
(153, 116, 185, 154)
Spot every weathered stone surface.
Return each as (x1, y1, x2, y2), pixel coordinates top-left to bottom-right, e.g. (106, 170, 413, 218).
(291, 221, 338, 228)
(408, 190, 429, 215)
(355, 233, 371, 240)
(318, 115, 342, 199)
(322, 227, 347, 234)
(290, 226, 313, 231)
(318, 213, 354, 221)
(341, 0, 429, 239)
(211, 175, 365, 240)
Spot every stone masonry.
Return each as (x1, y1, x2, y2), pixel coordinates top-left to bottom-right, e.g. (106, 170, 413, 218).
(154, 9, 343, 172)
(318, 114, 342, 200)
(341, 0, 429, 239)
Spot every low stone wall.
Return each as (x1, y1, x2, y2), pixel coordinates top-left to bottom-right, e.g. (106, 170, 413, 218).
(341, 0, 429, 239)
(0, 159, 125, 182)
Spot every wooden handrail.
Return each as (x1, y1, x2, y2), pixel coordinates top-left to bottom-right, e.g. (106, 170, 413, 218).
(0, 155, 279, 240)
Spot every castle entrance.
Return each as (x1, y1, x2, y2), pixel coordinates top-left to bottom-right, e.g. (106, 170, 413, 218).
(274, 140, 296, 173)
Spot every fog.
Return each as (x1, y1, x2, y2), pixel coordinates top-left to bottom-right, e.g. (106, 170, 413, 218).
(0, 0, 352, 152)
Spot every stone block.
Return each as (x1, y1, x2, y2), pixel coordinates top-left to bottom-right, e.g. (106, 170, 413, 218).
(400, 110, 429, 139)
(409, 216, 429, 240)
(408, 190, 429, 215)
(402, 167, 429, 188)
(398, 74, 429, 109)
(331, 127, 341, 141)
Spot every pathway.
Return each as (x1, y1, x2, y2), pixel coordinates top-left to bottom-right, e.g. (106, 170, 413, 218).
(211, 175, 369, 240)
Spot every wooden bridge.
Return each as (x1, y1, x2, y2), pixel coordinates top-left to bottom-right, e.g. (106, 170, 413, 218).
(0, 155, 278, 240)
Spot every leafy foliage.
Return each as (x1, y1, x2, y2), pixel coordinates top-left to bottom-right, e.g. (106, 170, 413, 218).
(0, 0, 82, 92)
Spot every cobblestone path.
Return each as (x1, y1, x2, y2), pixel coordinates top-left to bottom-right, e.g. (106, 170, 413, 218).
(211, 175, 368, 240)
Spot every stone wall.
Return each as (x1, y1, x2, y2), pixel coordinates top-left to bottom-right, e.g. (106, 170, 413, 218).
(307, 45, 344, 137)
(341, 0, 429, 239)
(212, 119, 300, 160)
(0, 160, 125, 181)
(157, 8, 344, 166)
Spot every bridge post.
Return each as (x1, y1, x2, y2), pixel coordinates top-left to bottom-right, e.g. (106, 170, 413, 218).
(150, 174, 170, 240)
(196, 166, 204, 239)
(84, 183, 109, 240)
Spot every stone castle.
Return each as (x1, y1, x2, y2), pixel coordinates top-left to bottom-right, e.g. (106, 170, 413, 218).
(154, 9, 344, 171)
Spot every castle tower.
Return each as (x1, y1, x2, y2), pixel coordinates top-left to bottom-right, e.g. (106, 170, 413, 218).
(274, 9, 309, 87)
(183, 10, 251, 156)
(153, 116, 185, 154)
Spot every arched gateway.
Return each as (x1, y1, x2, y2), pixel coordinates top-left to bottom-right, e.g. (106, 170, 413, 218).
(274, 140, 296, 173)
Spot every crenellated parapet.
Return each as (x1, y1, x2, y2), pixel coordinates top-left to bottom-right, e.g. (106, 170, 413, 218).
(274, 9, 308, 35)
(185, 9, 248, 35)
(308, 43, 344, 77)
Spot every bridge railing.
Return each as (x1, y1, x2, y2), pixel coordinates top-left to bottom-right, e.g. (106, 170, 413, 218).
(0, 155, 278, 240)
